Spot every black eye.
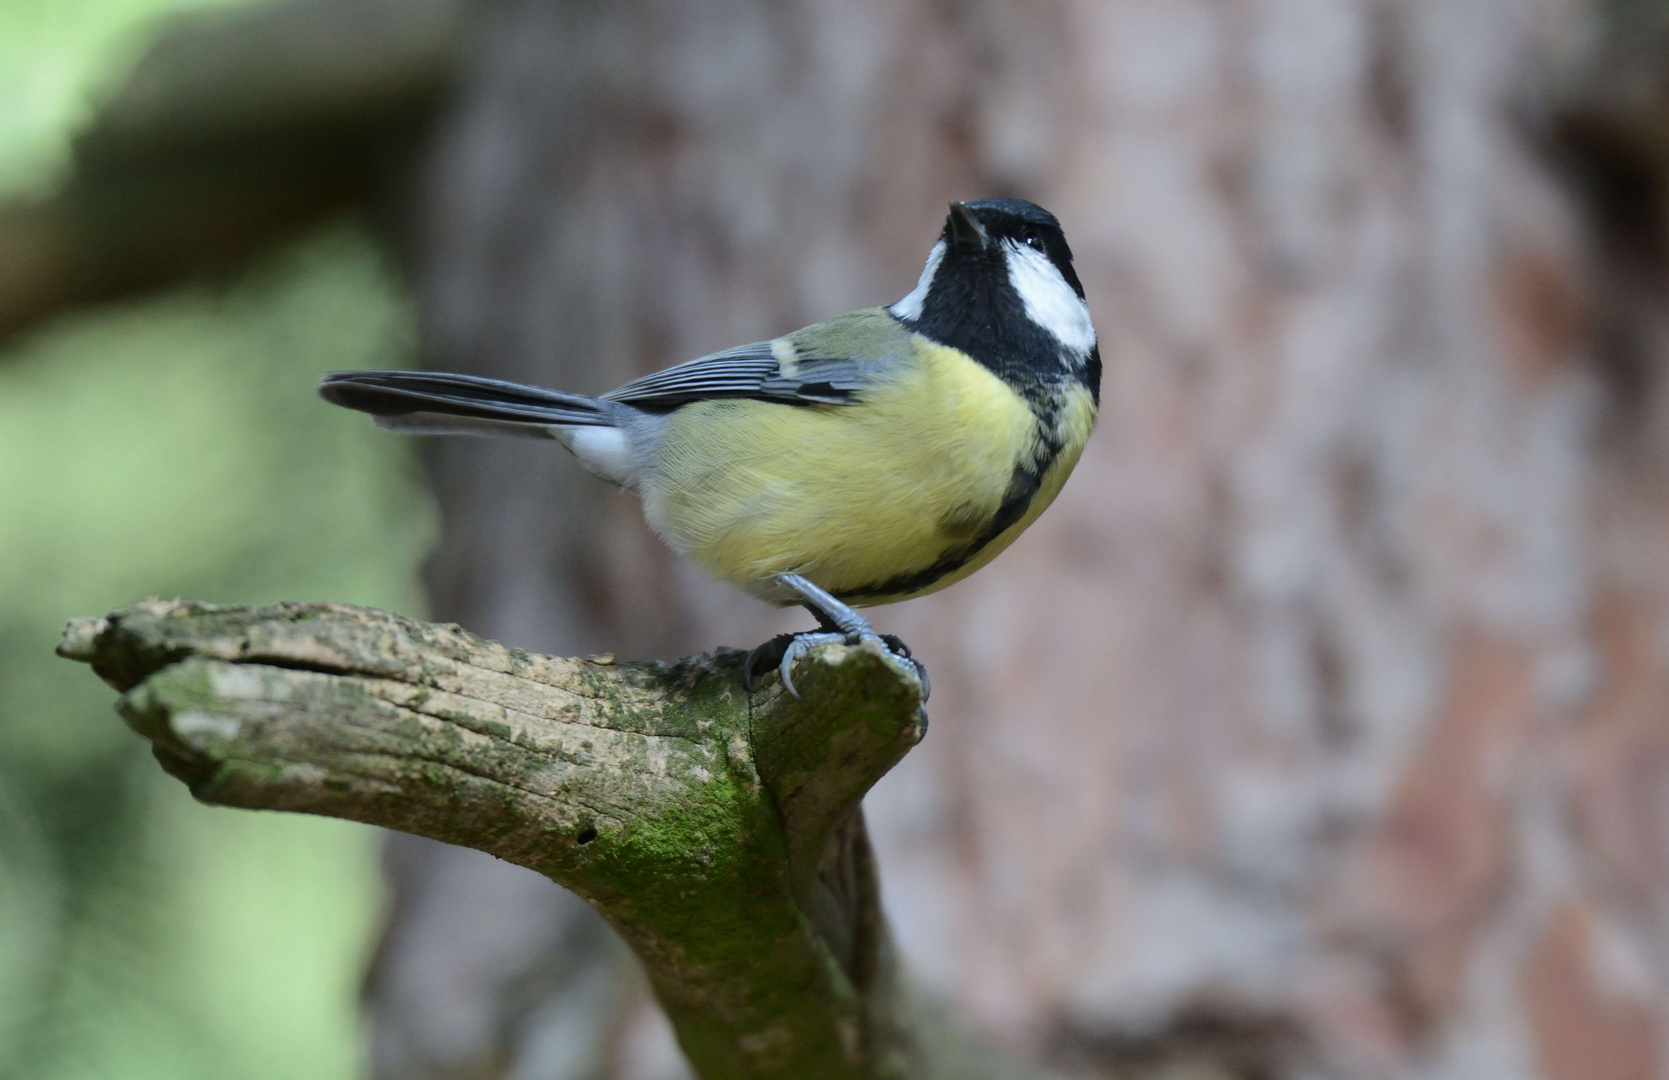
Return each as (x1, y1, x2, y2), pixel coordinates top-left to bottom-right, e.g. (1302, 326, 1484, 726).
(1020, 229, 1046, 252)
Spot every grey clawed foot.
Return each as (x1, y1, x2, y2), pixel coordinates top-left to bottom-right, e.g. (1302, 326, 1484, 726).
(881, 634, 931, 702)
(741, 574, 931, 702)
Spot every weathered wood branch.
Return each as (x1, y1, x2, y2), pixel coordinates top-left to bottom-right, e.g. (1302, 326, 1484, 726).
(57, 599, 1052, 1080)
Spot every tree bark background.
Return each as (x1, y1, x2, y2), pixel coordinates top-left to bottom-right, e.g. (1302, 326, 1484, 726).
(359, 0, 1669, 1077)
(45, 0, 1667, 1077)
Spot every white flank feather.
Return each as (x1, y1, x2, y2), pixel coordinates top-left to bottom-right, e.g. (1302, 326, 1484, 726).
(559, 425, 637, 486)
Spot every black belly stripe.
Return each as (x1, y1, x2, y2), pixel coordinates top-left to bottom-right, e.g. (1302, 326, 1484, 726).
(835, 409, 1065, 604)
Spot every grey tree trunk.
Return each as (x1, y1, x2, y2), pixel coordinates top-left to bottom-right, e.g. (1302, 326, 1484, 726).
(390, 1, 1669, 1077)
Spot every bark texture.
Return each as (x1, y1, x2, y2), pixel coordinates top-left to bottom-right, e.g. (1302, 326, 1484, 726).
(400, 3, 1669, 1075)
(58, 598, 1047, 1080)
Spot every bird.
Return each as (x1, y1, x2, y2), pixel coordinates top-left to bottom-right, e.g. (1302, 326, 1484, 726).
(319, 198, 1099, 701)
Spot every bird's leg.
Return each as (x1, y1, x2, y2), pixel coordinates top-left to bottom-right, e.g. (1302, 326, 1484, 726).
(743, 574, 930, 702)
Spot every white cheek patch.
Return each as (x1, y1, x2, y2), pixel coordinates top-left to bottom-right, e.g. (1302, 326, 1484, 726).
(888, 240, 945, 322)
(558, 424, 638, 486)
(1003, 241, 1096, 359)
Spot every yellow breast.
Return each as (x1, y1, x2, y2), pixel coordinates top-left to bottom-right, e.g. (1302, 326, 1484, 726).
(639, 340, 1096, 606)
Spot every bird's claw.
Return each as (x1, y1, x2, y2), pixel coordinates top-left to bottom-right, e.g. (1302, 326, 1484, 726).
(879, 634, 911, 658)
(746, 574, 929, 703)
(745, 629, 930, 702)
(775, 631, 848, 700)
(881, 633, 930, 699)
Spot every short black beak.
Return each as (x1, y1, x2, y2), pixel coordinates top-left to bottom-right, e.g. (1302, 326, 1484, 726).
(946, 201, 989, 250)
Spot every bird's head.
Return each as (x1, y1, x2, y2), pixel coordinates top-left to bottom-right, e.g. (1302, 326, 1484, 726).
(889, 199, 1096, 380)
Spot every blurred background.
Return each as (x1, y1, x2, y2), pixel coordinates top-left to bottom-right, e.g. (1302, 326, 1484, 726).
(0, 4, 434, 1080)
(3, 0, 1669, 1078)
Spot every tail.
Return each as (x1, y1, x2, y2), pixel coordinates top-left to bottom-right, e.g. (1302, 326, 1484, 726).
(319, 369, 638, 485)
(318, 370, 609, 440)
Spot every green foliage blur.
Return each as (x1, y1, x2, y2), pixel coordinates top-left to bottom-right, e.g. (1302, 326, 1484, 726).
(0, 2, 436, 1077)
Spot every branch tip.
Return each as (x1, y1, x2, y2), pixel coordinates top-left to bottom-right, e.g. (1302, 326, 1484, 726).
(57, 616, 108, 662)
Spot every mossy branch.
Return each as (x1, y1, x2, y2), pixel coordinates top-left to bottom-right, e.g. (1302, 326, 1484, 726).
(58, 599, 1053, 1080)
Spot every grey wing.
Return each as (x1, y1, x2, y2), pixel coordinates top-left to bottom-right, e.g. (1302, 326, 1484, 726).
(602, 341, 880, 410)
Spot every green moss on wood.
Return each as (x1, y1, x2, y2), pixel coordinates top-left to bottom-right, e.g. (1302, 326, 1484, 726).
(58, 599, 1052, 1080)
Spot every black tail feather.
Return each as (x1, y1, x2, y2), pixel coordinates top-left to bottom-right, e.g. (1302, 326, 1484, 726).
(318, 370, 607, 427)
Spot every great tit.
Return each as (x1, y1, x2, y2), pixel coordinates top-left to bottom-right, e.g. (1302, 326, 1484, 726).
(320, 198, 1099, 698)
